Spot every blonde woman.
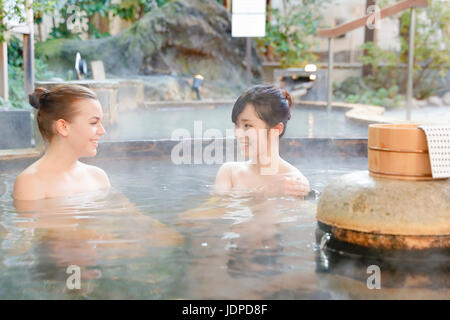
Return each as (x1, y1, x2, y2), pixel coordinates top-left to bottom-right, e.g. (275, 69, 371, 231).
(13, 85, 110, 200)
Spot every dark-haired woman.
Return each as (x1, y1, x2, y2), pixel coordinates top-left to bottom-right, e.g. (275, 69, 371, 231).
(214, 85, 310, 197)
(13, 85, 110, 200)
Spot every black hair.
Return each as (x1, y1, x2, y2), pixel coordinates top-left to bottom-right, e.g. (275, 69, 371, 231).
(231, 85, 293, 137)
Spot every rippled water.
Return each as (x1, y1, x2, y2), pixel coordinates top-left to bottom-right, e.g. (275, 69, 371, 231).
(1, 156, 448, 299)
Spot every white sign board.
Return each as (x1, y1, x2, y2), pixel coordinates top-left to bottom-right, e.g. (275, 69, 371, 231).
(232, 0, 266, 14)
(232, 14, 266, 37)
(231, 0, 266, 37)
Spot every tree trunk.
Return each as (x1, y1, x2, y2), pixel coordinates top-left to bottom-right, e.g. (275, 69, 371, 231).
(265, 0, 275, 61)
(223, 0, 231, 11)
(38, 22, 43, 42)
(138, 4, 145, 20)
(88, 13, 110, 37)
(97, 13, 110, 34)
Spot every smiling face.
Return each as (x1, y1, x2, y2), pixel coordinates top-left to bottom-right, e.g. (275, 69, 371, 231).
(64, 99, 106, 157)
(234, 103, 274, 161)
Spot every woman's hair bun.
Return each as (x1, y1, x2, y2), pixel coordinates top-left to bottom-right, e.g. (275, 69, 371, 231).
(282, 89, 293, 108)
(28, 87, 49, 109)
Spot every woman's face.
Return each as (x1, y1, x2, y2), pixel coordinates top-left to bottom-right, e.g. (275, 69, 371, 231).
(65, 99, 106, 157)
(234, 103, 273, 161)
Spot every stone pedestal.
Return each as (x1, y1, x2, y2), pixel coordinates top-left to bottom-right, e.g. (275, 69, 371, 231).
(317, 170, 450, 249)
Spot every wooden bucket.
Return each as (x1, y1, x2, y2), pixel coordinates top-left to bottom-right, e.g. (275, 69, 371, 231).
(368, 124, 432, 180)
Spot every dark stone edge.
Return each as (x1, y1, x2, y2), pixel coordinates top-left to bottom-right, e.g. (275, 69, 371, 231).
(0, 138, 368, 172)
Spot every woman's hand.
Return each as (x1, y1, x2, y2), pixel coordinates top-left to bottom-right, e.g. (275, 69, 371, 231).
(282, 176, 311, 197)
(262, 175, 311, 197)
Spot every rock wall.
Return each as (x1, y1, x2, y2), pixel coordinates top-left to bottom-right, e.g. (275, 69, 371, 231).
(36, 0, 262, 88)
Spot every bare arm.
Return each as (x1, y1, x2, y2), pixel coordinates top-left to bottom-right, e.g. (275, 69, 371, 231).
(13, 172, 45, 201)
(213, 162, 234, 195)
(87, 164, 111, 190)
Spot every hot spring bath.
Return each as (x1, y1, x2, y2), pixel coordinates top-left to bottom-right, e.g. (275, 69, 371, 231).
(0, 139, 448, 299)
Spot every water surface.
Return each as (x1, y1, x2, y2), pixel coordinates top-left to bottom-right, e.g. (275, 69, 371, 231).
(1, 156, 447, 299)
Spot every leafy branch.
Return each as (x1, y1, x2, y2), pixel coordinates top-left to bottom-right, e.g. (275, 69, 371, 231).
(256, 0, 329, 68)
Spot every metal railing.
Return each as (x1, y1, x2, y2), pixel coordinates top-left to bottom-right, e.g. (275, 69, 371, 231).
(317, 0, 428, 120)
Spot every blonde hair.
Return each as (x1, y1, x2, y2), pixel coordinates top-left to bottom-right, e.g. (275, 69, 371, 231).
(29, 84, 98, 141)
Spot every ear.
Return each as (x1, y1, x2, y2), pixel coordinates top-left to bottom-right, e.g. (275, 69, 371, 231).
(271, 122, 284, 137)
(55, 119, 69, 137)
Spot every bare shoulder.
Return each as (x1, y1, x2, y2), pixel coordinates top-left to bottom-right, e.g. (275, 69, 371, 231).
(13, 167, 45, 201)
(280, 159, 308, 181)
(217, 161, 239, 173)
(214, 162, 243, 191)
(80, 162, 111, 189)
(215, 162, 234, 181)
(216, 161, 246, 178)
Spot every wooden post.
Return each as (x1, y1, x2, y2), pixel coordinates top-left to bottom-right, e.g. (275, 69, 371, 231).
(246, 37, 252, 86)
(0, 41, 8, 100)
(23, 34, 35, 99)
(406, 7, 415, 120)
(223, 0, 231, 11)
(23, 0, 42, 150)
(23, 0, 35, 99)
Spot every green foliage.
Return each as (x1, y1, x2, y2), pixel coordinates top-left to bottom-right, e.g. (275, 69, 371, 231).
(1, 0, 170, 41)
(48, 0, 109, 40)
(111, 0, 168, 21)
(359, 41, 402, 92)
(399, 0, 450, 97)
(6, 36, 29, 108)
(256, 0, 329, 67)
(48, 0, 170, 40)
(33, 0, 57, 24)
(0, 0, 21, 42)
(0, 0, 56, 42)
(333, 77, 404, 108)
(359, 0, 450, 99)
(0, 0, 25, 43)
(336, 0, 449, 106)
(0, 97, 12, 109)
(3, 36, 61, 109)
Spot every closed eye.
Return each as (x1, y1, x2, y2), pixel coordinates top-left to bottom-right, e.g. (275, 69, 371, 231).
(90, 116, 101, 125)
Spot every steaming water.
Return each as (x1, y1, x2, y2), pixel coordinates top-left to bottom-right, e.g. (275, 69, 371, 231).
(0, 156, 448, 299)
(105, 106, 368, 140)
